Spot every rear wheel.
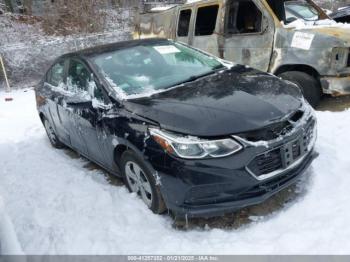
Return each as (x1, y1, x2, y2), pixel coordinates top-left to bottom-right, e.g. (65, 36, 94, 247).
(43, 117, 64, 148)
(120, 150, 166, 214)
(278, 71, 322, 108)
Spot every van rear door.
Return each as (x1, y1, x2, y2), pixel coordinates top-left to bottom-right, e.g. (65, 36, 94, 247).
(191, 3, 222, 57)
(176, 7, 195, 45)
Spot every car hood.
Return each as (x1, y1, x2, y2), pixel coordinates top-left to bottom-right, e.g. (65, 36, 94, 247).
(311, 27, 350, 44)
(123, 66, 303, 137)
(290, 20, 350, 45)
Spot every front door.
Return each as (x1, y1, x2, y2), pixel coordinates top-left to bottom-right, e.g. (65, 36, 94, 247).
(223, 0, 275, 71)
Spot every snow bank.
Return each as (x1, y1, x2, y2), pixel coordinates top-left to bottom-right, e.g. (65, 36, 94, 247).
(0, 196, 23, 255)
(0, 89, 350, 254)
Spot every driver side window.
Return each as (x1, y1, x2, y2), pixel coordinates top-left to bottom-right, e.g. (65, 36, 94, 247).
(226, 0, 263, 34)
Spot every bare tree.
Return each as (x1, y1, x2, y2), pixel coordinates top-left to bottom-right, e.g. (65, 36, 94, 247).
(4, 0, 14, 12)
(23, 0, 33, 15)
(42, 0, 109, 35)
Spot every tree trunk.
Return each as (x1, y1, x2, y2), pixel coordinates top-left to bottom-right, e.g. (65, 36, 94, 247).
(23, 0, 33, 15)
(4, 0, 14, 12)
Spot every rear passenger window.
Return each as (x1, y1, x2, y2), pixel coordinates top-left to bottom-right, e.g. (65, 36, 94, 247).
(226, 0, 262, 34)
(178, 9, 192, 37)
(48, 61, 65, 87)
(195, 5, 219, 36)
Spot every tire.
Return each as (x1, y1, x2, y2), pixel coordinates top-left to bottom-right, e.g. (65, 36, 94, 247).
(43, 117, 64, 149)
(120, 150, 166, 214)
(278, 71, 322, 108)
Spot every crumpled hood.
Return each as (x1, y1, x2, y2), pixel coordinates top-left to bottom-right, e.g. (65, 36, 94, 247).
(123, 66, 303, 137)
(289, 19, 350, 45)
(310, 27, 350, 44)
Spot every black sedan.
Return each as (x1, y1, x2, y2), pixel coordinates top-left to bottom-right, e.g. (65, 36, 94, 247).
(35, 39, 317, 218)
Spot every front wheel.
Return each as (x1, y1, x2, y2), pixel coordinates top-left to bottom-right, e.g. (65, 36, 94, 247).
(120, 150, 166, 214)
(278, 71, 322, 108)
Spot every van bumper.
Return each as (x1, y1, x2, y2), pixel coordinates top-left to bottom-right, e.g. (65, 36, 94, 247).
(321, 75, 350, 96)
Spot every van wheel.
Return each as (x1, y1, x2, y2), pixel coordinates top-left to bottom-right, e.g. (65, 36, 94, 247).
(278, 71, 322, 108)
(120, 150, 166, 214)
(43, 117, 64, 149)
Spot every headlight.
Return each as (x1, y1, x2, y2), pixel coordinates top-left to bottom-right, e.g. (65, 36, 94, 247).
(149, 129, 242, 159)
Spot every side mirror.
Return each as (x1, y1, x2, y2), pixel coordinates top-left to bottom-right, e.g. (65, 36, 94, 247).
(66, 96, 93, 109)
(285, 17, 298, 24)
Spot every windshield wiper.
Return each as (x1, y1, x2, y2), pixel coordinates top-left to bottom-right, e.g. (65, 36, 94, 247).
(180, 66, 224, 85)
(158, 65, 225, 91)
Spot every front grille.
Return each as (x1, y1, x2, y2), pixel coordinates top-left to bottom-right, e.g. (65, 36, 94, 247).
(247, 117, 315, 178)
(302, 119, 316, 155)
(292, 140, 301, 159)
(248, 148, 283, 176)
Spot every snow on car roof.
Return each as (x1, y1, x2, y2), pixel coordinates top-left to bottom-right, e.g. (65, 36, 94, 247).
(62, 38, 171, 58)
(149, 5, 177, 12)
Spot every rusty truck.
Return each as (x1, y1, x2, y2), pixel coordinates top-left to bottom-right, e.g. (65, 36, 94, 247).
(134, 0, 350, 107)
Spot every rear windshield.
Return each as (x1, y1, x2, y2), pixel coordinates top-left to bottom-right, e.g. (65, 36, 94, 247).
(92, 41, 224, 99)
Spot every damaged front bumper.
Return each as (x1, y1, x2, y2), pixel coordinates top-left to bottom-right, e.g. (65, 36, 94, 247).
(321, 75, 350, 96)
(160, 151, 317, 219)
(156, 111, 317, 219)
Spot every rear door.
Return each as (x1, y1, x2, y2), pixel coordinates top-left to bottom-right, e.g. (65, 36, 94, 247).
(223, 0, 275, 71)
(191, 2, 222, 57)
(176, 8, 194, 45)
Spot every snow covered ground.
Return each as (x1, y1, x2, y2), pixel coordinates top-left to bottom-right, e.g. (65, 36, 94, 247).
(0, 195, 23, 254)
(0, 89, 350, 255)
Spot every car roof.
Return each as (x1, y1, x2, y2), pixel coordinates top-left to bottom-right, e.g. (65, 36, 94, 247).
(61, 38, 171, 59)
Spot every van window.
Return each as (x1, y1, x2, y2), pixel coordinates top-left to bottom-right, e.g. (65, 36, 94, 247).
(226, 0, 262, 34)
(178, 9, 192, 37)
(195, 5, 219, 36)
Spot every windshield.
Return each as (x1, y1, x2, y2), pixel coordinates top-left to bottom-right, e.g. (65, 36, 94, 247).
(92, 41, 224, 99)
(285, 1, 320, 21)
